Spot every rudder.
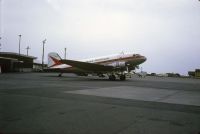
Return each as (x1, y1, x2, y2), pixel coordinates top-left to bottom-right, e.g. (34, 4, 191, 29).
(48, 52, 62, 68)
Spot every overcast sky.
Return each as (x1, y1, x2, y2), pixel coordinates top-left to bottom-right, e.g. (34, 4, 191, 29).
(0, 0, 200, 75)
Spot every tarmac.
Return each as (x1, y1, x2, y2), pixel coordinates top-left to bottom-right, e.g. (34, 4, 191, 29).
(0, 73, 200, 134)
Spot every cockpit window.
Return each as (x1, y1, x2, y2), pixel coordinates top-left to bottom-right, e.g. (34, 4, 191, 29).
(133, 54, 140, 57)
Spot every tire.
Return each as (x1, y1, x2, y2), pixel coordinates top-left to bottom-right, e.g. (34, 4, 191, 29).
(109, 75, 116, 81)
(120, 75, 126, 81)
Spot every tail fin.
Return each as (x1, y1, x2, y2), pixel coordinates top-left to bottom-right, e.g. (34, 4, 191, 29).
(48, 52, 62, 68)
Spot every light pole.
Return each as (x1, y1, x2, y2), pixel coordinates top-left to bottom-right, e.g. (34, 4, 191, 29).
(64, 47, 67, 59)
(42, 39, 46, 70)
(26, 46, 30, 56)
(18, 35, 22, 55)
(0, 37, 1, 51)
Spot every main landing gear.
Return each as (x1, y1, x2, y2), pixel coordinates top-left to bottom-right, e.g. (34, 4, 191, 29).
(119, 74, 126, 81)
(108, 74, 126, 81)
(109, 75, 116, 81)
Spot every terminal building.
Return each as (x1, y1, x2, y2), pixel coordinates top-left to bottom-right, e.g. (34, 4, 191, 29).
(0, 52, 37, 73)
(188, 69, 200, 79)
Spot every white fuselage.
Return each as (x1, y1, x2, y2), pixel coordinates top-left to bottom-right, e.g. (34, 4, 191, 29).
(47, 52, 146, 80)
(52, 53, 132, 69)
(51, 53, 146, 70)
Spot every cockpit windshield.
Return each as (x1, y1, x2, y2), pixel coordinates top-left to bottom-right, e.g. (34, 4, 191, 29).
(133, 54, 141, 57)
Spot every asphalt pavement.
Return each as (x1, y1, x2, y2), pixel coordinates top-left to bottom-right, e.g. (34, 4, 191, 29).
(0, 73, 200, 134)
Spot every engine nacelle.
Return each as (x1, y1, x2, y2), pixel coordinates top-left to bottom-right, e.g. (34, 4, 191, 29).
(108, 61, 126, 68)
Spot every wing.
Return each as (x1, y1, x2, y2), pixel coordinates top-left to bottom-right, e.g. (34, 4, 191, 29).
(60, 59, 113, 72)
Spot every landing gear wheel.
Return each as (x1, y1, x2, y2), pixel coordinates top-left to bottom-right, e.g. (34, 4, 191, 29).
(120, 75, 126, 81)
(109, 75, 116, 81)
(58, 73, 63, 77)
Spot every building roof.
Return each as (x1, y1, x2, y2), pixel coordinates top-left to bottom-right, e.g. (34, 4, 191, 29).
(0, 56, 18, 61)
(0, 52, 37, 59)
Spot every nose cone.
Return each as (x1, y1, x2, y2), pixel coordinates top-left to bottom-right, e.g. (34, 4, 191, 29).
(140, 56, 147, 63)
(142, 56, 147, 62)
(128, 55, 147, 66)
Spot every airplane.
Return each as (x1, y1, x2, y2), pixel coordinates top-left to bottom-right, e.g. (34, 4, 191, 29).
(46, 52, 146, 81)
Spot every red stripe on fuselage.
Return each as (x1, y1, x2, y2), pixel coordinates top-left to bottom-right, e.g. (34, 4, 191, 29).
(93, 56, 144, 65)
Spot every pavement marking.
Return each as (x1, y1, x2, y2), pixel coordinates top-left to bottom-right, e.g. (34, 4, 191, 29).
(65, 86, 200, 106)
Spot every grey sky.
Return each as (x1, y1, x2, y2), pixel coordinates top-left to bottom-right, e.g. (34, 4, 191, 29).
(0, 0, 200, 75)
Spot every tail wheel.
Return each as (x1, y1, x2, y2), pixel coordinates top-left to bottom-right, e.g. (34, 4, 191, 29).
(120, 74, 126, 81)
(58, 73, 62, 77)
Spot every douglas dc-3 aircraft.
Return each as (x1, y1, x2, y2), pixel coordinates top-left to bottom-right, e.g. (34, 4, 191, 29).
(47, 52, 146, 81)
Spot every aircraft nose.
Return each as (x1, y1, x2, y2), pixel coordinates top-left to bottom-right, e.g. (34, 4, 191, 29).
(143, 56, 147, 62)
(141, 56, 147, 63)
